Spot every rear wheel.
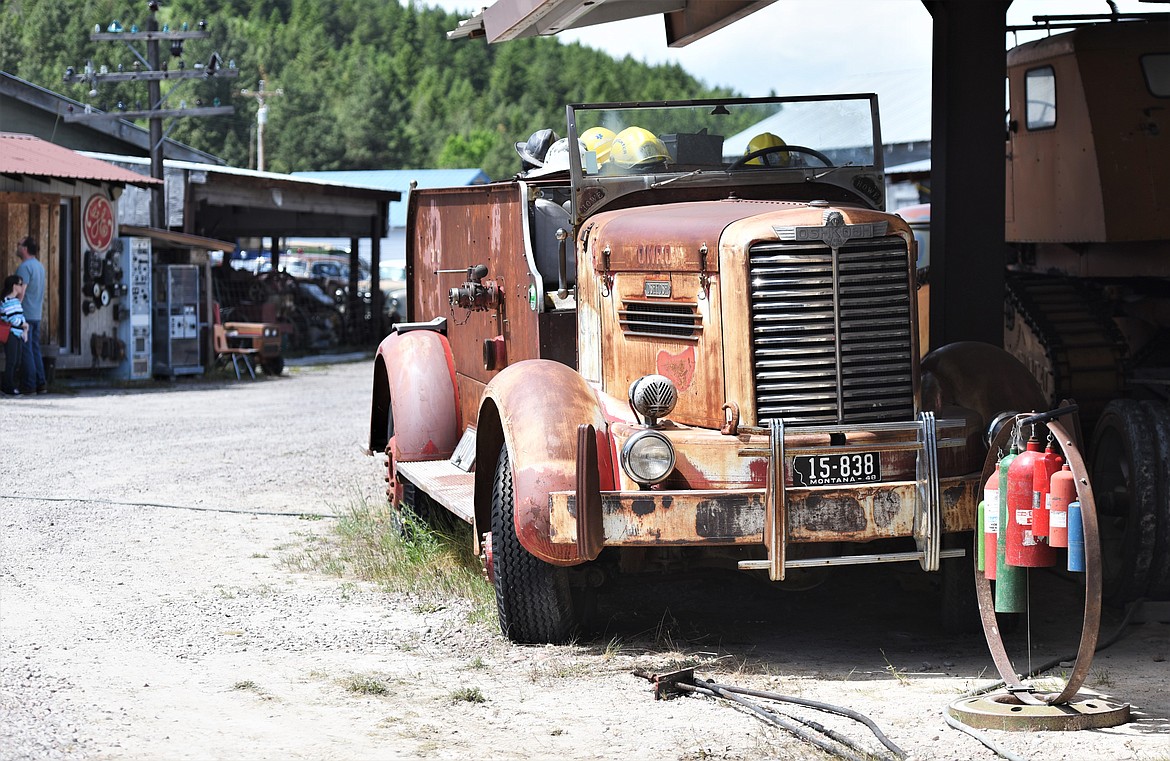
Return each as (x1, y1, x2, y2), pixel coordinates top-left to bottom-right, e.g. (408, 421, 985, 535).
(490, 446, 576, 644)
(1089, 400, 1158, 604)
(1139, 400, 1170, 599)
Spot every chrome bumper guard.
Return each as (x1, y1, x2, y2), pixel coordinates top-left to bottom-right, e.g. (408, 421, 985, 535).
(738, 411, 946, 580)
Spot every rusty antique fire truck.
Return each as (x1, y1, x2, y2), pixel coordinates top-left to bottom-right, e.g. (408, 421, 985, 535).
(369, 95, 1044, 643)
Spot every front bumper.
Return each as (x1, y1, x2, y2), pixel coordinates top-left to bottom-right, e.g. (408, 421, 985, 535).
(549, 412, 980, 579)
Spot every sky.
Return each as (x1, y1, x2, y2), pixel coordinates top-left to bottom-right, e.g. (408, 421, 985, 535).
(423, 0, 1158, 142)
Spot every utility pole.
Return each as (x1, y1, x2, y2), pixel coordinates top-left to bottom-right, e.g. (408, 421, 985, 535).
(239, 79, 283, 172)
(63, 2, 238, 228)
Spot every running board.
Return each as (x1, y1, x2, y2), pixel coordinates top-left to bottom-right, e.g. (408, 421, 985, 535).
(738, 548, 965, 572)
(394, 459, 475, 524)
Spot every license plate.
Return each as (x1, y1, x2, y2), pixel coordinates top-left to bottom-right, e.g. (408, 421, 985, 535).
(792, 452, 881, 487)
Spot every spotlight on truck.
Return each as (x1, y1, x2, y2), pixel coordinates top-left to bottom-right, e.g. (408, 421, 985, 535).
(628, 374, 677, 427)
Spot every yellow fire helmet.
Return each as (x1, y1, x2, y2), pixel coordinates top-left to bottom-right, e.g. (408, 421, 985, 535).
(611, 126, 670, 170)
(581, 126, 617, 165)
(745, 132, 790, 167)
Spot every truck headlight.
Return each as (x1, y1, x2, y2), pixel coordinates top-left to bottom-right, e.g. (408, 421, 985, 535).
(620, 430, 676, 486)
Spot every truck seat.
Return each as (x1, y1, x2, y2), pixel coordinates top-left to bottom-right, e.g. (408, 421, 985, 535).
(532, 198, 576, 291)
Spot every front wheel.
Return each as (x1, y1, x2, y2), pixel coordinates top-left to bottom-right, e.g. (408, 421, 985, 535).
(490, 445, 577, 644)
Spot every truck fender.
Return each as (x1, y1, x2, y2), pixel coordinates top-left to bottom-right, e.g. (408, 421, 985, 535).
(474, 360, 607, 565)
(921, 341, 1048, 434)
(369, 330, 460, 461)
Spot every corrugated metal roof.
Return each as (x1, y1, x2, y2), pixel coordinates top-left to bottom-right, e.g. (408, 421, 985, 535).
(0, 132, 162, 187)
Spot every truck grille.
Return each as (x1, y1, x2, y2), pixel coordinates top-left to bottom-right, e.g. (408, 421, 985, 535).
(748, 236, 915, 425)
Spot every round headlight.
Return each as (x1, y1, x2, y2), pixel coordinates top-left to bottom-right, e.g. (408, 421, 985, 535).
(620, 430, 676, 485)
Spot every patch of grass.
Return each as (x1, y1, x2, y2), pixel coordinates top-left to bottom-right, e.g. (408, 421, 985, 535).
(528, 658, 591, 684)
(1091, 668, 1115, 689)
(880, 649, 910, 686)
(232, 680, 274, 700)
(449, 686, 486, 704)
(282, 497, 494, 624)
(345, 675, 390, 696)
(466, 656, 487, 670)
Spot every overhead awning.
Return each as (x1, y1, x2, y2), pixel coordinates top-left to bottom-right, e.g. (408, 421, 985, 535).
(0, 132, 162, 187)
(85, 152, 400, 241)
(120, 225, 235, 252)
(448, 0, 775, 47)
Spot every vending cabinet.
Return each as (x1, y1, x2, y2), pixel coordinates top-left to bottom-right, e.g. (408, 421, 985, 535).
(114, 237, 152, 380)
(152, 264, 203, 377)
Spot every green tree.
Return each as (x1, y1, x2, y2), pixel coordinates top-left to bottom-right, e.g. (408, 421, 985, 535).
(3, 0, 739, 178)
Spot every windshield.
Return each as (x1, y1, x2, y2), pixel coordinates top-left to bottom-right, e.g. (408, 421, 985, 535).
(563, 95, 884, 219)
(569, 96, 879, 176)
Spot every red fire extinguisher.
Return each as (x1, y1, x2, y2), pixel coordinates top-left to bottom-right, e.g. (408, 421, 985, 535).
(982, 472, 998, 580)
(1048, 464, 1076, 548)
(1032, 440, 1063, 539)
(1006, 436, 1057, 567)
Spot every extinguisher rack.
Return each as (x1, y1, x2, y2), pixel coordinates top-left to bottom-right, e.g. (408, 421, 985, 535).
(973, 407, 1103, 707)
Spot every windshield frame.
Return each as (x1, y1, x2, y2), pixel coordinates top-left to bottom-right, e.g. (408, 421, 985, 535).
(564, 94, 885, 223)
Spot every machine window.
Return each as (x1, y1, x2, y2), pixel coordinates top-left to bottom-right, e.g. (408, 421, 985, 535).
(1142, 54, 1170, 97)
(1025, 66, 1057, 130)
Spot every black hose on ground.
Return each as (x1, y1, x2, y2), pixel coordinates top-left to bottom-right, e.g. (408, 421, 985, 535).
(699, 679, 907, 760)
(674, 677, 906, 761)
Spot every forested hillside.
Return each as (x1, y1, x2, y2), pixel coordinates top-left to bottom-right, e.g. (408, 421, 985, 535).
(0, 0, 739, 178)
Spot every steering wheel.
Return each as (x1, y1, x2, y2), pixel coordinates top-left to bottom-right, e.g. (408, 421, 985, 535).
(729, 144, 834, 170)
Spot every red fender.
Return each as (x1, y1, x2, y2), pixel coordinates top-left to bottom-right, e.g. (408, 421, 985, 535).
(476, 360, 608, 565)
(370, 330, 460, 461)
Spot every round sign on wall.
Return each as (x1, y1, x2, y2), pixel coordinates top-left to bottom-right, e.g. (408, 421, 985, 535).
(83, 193, 115, 254)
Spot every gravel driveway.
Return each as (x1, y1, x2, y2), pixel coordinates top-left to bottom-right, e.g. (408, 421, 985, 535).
(2, 359, 1168, 760)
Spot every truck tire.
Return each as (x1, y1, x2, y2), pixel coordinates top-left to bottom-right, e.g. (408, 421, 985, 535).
(1139, 400, 1170, 600)
(1089, 400, 1158, 604)
(260, 357, 284, 376)
(939, 536, 980, 634)
(490, 446, 577, 644)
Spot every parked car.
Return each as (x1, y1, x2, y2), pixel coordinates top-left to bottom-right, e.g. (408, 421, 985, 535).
(280, 255, 369, 305)
(378, 260, 406, 292)
(376, 261, 407, 325)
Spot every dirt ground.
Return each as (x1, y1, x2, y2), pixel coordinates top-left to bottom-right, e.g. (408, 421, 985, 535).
(2, 359, 1168, 761)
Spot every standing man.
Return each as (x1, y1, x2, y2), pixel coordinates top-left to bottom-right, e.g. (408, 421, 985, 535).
(15, 236, 46, 394)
